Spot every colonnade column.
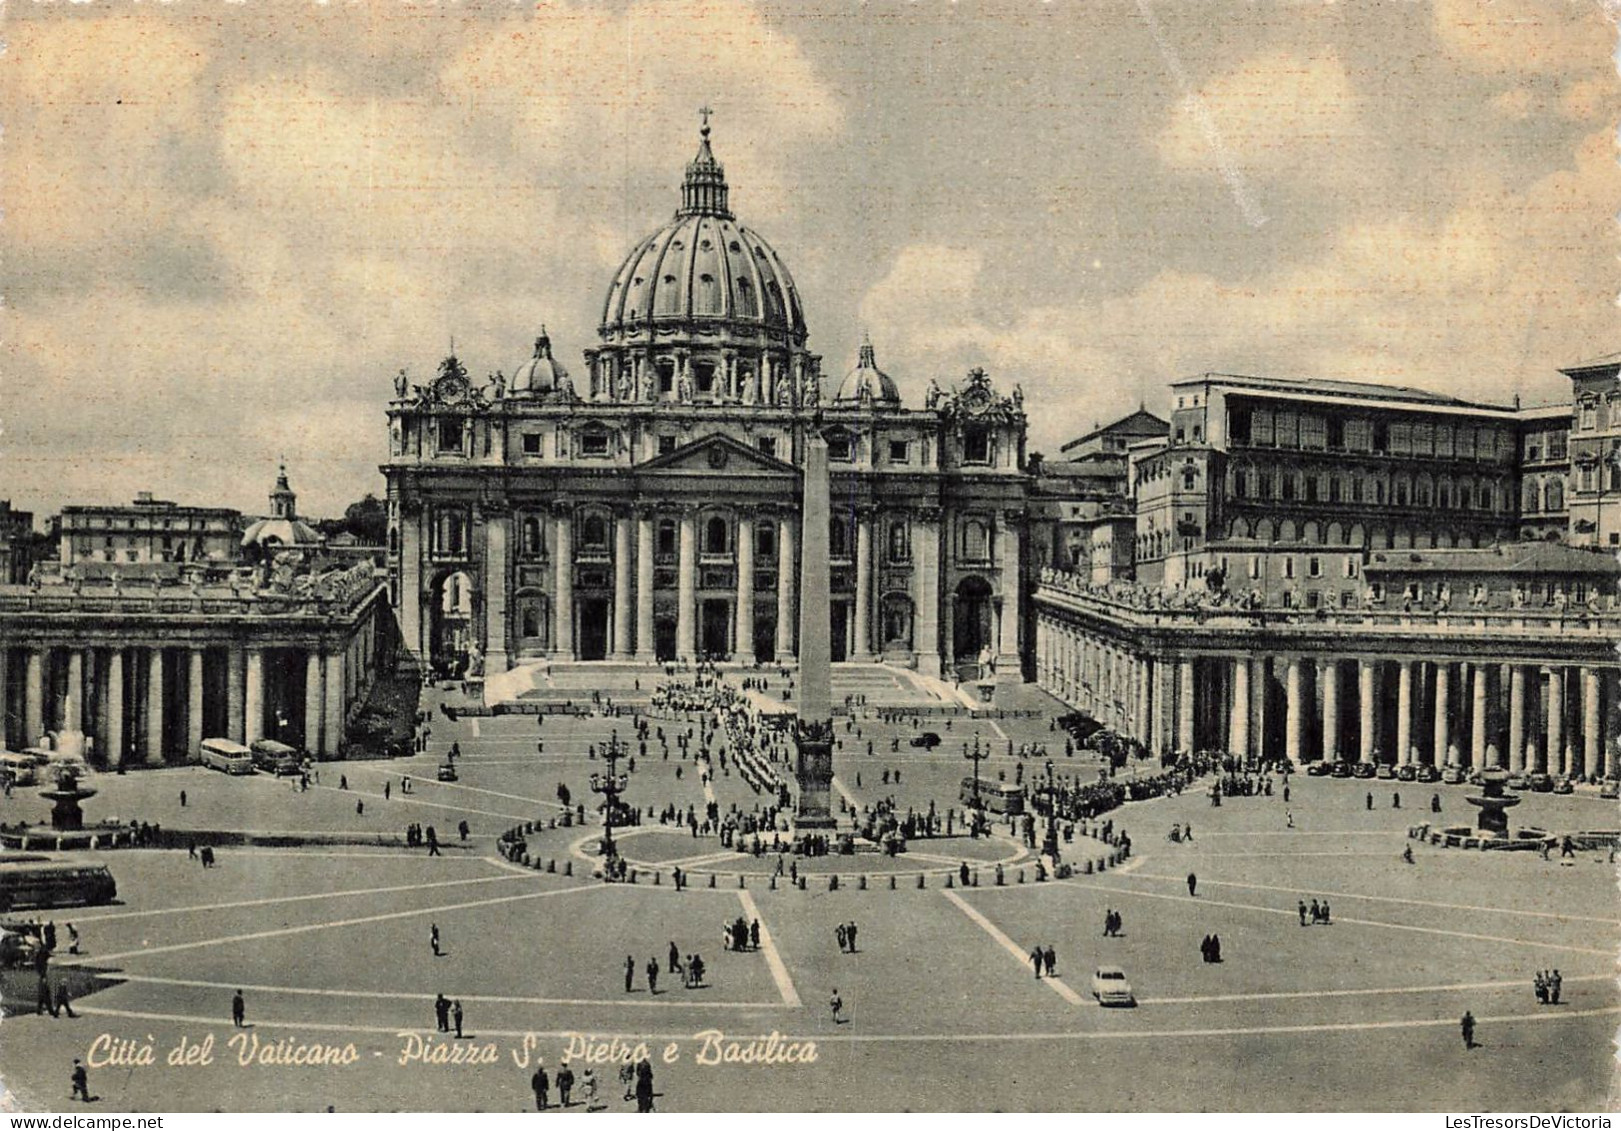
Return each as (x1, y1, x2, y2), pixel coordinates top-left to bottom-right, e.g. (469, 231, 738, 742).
(1251, 657, 1269, 762)
(1471, 664, 1488, 768)
(484, 509, 509, 673)
(1284, 657, 1303, 767)
(1321, 659, 1340, 762)
(676, 511, 696, 662)
(305, 651, 323, 758)
(105, 650, 124, 769)
(776, 516, 796, 661)
(399, 503, 423, 659)
(1433, 662, 1450, 766)
(0, 647, 8, 749)
(226, 648, 245, 743)
(24, 650, 44, 745)
(1544, 667, 1563, 776)
(1396, 661, 1413, 765)
(996, 511, 1022, 675)
(324, 650, 345, 756)
(914, 509, 941, 677)
(853, 512, 873, 660)
(1229, 657, 1250, 759)
(1581, 667, 1599, 780)
(613, 511, 634, 661)
(187, 649, 205, 760)
(145, 648, 165, 764)
(1151, 658, 1173, 756)
(1507, 665, 1526, 773)
(635, 510, 655, 661)
(553, 508, 574, 660)
(735, 512, 756, 664)
(64, 650, 83, 734)
(1358, 660, 1376, 763)
(1136, 658, 1152, 747)
(1176, 659, 1195, 754)
(245, 649, 265, 744)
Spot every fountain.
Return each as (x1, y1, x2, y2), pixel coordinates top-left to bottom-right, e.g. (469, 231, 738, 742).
(40, 765, 98, 831)
(1464, 770, 1521, 838)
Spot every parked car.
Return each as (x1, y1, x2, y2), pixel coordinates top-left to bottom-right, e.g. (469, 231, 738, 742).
(1506, 774, 1530, 790)
(1600, 779, 1618, 800)
(909, 732, 942, 750)
(1091, 965, 1136, 1007)
(1331, 762, 1353, 779)
(1526, 773, 1554, 793)
(436, 762, 458, 782)
(1352, 762, 1376, 780)
(1441, 766, 1466, 785)
(1553, 778, 1575, 795)
(1415, 765, 1441, 783)
(1396, 764, 1417, 782)
(1376, 764, 1397, 780)
(1306, 762, 1332, 777)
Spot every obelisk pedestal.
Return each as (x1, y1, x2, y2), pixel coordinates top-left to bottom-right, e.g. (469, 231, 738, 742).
(793, 432, 837, 835)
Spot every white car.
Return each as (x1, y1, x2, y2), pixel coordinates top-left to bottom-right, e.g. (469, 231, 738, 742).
(1091, 965, 1136, 1007)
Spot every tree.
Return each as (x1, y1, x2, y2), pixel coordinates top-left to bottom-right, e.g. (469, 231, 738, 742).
(340, 494, 387, 545)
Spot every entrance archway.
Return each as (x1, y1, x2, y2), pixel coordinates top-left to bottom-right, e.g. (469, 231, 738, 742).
(577, 598, 610, 661)
(880, 593, 914, 652)
(655, 617, 677, 663)
(431, 571, 475, 678)
(953, 577, 993, 660)
(830, 602, 849, 662)
(701, 599, 731, 659)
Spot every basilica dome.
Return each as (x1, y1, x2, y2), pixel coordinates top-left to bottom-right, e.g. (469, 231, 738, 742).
(835, 336, 900, 405)
(510, 327, 572, 397)
(599, 122, 807, 343)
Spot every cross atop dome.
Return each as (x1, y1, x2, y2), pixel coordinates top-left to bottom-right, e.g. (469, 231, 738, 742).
(679, 106, 733, 220)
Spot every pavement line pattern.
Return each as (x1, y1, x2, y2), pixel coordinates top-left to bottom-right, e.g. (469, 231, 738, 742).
(86, 883, 602, 964)
(1198, 829, 1401, 838)
(830, 775, 859, 809)
(72, 1003, 1621, 1044)
(1138, 972, 1615, 1006)
(737, 888, 801, 1008)
(1052, 878, 1613, 957)
(1123, 870, 1621, 926)
(68, 873, 537, 925)
(941, 888, 1084, 1005)
(307, 782, 535, 823)
(344, 762, 566, 813)
(659, 849, 744, 870)
(221, 850, 492, 861)
(471, 719, 481, 738)
(103, 973, 783, 1010)
(987, 719, 1009, 742)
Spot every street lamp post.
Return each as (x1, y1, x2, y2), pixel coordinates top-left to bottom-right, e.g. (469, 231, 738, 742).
(964, 740, 989, 837)
(589, 731, 629, 860)
(1041, 760, 1062, 863)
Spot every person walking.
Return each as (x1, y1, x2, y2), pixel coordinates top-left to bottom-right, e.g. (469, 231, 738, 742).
(426, 826, 441, 856)
(435, 992, 450, 1032)
(530, 1060, 550, 1110)
(836, 924, 848, 952)
(1031, 947, 1044, 979)
(625, 955, 636, 993)
(55, 980, 76, 1019)
(1460, 1010, 1476, 1049)
(556, 1063, 575, 1107)
(179, 790, 187, 808)
(830, 988, 845, 1024)
(431, 923, 441, 957)
(1043, 945, 1057, 977)
(647, 958, 660, 995)
(70, 1059, 91, 1103)
(847, 921, 858, 953)
(231, 989, 246, 1028)
(1298, 900, 1308, 926)
(1187, 872, 1197, 897)
(635, 1058, 655, 1113)
(452, 999, 464, 1038)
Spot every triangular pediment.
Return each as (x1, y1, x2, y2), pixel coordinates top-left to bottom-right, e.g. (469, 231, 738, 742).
(638, 432, 799, 476)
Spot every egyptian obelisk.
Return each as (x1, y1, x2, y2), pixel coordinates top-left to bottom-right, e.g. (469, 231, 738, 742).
(793, 430, 836, 832)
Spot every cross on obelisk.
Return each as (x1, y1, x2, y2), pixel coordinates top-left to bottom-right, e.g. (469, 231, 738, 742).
(793, 430, 836, 835)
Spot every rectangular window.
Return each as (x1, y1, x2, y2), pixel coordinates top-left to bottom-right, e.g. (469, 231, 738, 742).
(963, 429, 991, 464)
(1248, 556, 1261, 580)
(1283, 557, 1295, 579)
(658, 360, 675, 395)
(580, 432, 609, 457)
(437, 417, 465, 453)
(888, 440, 910, 464)
(1300, 414, 1327, 450)
(522, 433, 542, 455)
(1344, 556, 1358, 578)
(1389, 422, 1412, 455)
(756, 437, 777, 458)
(828, 434, 853, 461)
(658, 436, 677, 456)
(1275, 412, 1300, 448)
(1435, 423, 1455, 458)
(1549, 433, 1567, 459)
(1252, 409, 1275, 446)
(1308, 556, 1321, 578)
(1346, 418, 1373, 451)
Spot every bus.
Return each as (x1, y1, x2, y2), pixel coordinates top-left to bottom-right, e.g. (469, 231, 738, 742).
(0, 857, 117, 912)
(249, 739, 302, 776)
(200, 738, 255, 775)
(960, 777, 1026, 815)
(0, 753, 37, 787)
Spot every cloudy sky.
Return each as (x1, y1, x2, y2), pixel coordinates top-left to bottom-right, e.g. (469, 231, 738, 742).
(2, 0, 1616, 520)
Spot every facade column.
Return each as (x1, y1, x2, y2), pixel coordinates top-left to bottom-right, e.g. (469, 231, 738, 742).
(1284, 657, 1303, 766)
(245, 649, 265, 743)
(1358, 659, 1377, 763)
(1396, 660, 1414, 765)
(1433, 661, 1450, 766)
(226, 648, 245, 744)
(1321, 658, 1340, 762)
(105, 650, 124, 769)
(553, 508, 574, 659)
(1251, 657, 1269, 762)
(24, 650, 44, 745)
(1136, 658, 1152, 746)
(1544, 667, 1563, 776)
(853, 512, 873, 660)
(996, 511, 1022, 676)
(484, 509, 509, 673)
(399, 504, 423, 659)
(304, 651, 323, 758)
(145, 647, 165, 764)
(187, 649, 205, 759)
(63, 650, 84, 735)
(1229, 657, 1250, 760)
(1176, 658, 1195, 754)
(1151, 657, 1172, 755)
(1580, 667, 1599, 780)
(635, 510, 656, 661)
(776, 516, 797, 661)
(1507, 665, 1526, 773)
(676, 510, 697, 661)
(323, 650, 345, 756)
(735, 512, 756, 664)
(613, 511, 634, 660)
(914, 511, 941, 677)
(1471, 663, 1488, 768)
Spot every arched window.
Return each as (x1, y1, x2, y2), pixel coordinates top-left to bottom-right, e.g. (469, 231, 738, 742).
(961, 518, 990, 561)
(830, 513, 852, 560)
(657, 519, 677, 557)
(581, 513, 608, 550)
(388, 526, 400, 554)
(1524, 481, 1540, 512)
(705, 516, 729, 555)
(887, 521, 909, 563)
(522, 517, 542, 557)
(736, 278, 756, 316)
(1546, 479, 1564, 511)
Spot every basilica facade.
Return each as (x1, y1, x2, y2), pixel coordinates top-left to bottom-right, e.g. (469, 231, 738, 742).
(383, 122, 1031, 680)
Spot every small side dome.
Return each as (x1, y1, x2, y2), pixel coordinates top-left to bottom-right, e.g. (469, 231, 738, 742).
(510, 326, 574, 398)
(835, 335, 900, 405)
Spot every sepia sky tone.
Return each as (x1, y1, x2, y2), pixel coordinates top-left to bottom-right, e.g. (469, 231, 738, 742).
(2, 0, 1616, 520)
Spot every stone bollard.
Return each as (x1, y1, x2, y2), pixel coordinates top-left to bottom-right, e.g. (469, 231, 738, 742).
(859, 875, 867, 890)
(1083, 860, 1093, 874)
(564, 860, 573, 877)
(547, 858, 556, 872)
(972, 870, 980, 888)
(770, 875, 778, 890)
(829, 875, 839, 891)
(709, 873, 717, 889)
(654, 871, 662, 885)
(1018, 869, 1025, 884)
(739, 875, 746, 889)
(889, 875, 897, 890)
(629, 869, 637, 883)
(945, 872, 954, 888)
(798, 876, 807, 890)
(1098, 856, 1108, 871)
(916, 873, 926, 889)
